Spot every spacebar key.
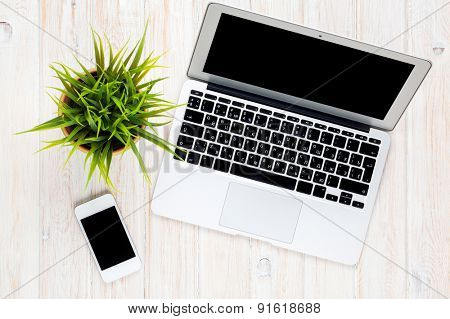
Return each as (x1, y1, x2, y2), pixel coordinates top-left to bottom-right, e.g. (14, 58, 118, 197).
(230, 163, 296, 190)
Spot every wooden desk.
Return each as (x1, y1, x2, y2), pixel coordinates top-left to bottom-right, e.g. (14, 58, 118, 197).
(0, 0, 448, 298)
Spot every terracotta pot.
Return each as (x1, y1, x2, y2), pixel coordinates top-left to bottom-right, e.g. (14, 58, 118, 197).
(59, 69, 140, 155)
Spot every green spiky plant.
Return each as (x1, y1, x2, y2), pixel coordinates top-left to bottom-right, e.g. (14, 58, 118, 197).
(18, 22, 181, 188)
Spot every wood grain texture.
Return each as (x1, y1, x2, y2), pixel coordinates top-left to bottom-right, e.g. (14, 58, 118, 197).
(0, 0, 448, 299)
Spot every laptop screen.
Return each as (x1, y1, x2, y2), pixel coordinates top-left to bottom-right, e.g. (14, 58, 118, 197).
(203, 14, 415, 120)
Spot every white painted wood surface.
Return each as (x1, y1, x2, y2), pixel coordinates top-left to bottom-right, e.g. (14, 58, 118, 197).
(0, 0, 448, 298)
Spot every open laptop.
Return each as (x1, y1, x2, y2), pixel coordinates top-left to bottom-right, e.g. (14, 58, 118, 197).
(152, 3, 431, 265)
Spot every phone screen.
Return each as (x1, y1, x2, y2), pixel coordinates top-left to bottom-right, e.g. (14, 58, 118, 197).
(80, 206, 135, 270)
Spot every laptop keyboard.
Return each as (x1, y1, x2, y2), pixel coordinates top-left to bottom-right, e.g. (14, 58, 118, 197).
(174, 90, 382, 209)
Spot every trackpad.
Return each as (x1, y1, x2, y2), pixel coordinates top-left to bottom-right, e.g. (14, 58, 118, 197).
(219, 183, 303, 244)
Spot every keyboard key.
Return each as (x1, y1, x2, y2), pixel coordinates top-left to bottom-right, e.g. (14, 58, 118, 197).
(287, 116, 299, 122)
(369, 138, 381, 145)
(301, 119, 313, 126)
(187, 96, 201, 109)
(244, 139, 257, 152)
(293, 125, 308, 138)
(200, 155, 214, 168)
(342, 130, 354, 137)
(257, 128, 271, 142)
(326, 175, 339, 187)
(273, 112, 286, 119)
(355, 134, 367, 141)
(205, 93, 217, 100)
(260, 108, 272, 115)
(254, 114, 268, 127)
(232, 101, 244, 107)
(339, 194, 351, 205)
(244, 125, 258, 138)
(349, 153, 363, 167)
(270, 132, 284, 145)
(349, 167, 363, 180)
(270, 146, 284, 159)
(227, 107, 241, 120)
(204, 114, 218, 128)
(300, 168, 313, 181)
(339, 178, 369, 196)
(177, 135, 194, 149)
(230, 122, 244, 135)
(352, 201, 364, 209)
(230, 163, 297, 190)
(333, 135, 347, 148)
(217, 118, 231, 131)
(220, 147, 234, 160)
(273, 161, 287, 174)
(328, 127, 340, 133)
(184, 109, 204, 124)
(201, 99, 214, 113)
(286, 164, 300, 177)
(190, 90, 203, 97)
(234, 150, 247, 163)
(336, 150, 350, 163)
(323, 160, 336, 173)
(187, 151, 200, 165)
(297, 153, 310, 166)
(230, 135, 244, 149)
(267, 117, 281, 130)
(174, 148, 187, 161)
(320, 132, 333, 145)
(314, 123, 327, 130)
(214, 103, 228, 116)
(204, 128, 217, 142)
(207, 143, 220, 156)
(346, 139, 360, 152)
(336, 164, 349, 176)
(180, 122, 204, 138)
(257, 142, 271, 156)
(283, 136, 297, 149)
(218, 97, 231, 104)
(326, 194, 338, 202)
(217, 132, 231, 145)
(310, 156, 323, 170)
(281, 121, 294, 134)
(307, 128, 320, 141)
(246, 104, 258, 111)
(313, 171, 327, 184)
(297, 139, 310, 152)
(359, 142, 379, 157)
(362, 157, 376, 183)
(310, 143, 323, 156)
(313, 185, 326, 198)
(283, 150, 297, 163)
(296, 181, 314, 194)
(213, 159, 231, 173)
(194, 140, 207, 153)
(260, 157, 274, 170)
(241, 111, 255, 123)
(323, 146, 337, 159)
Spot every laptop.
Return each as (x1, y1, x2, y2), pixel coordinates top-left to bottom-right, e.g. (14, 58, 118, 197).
(152, 3, 431, 265)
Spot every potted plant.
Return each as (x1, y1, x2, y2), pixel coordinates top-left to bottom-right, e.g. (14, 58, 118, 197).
(19, 23, 180, 188)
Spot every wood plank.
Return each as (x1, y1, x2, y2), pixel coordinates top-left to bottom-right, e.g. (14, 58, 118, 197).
(404, 0, 449, 298)
(301, 0, 357, 298)
(38, 0, 95, 298)
(0, 0, 40, 298)
(356, 0, 408, 298)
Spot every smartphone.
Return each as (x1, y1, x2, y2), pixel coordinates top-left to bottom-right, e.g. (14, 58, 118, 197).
(75, 194, 141, 282)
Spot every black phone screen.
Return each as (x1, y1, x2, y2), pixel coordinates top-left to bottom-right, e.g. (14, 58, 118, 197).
(80, 206, 135, 270)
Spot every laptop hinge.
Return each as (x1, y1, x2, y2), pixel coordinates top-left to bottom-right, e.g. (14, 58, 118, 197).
(207, 83, 370, 133)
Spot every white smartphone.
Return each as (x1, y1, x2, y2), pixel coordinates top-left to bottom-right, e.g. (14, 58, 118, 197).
(75, 194, 141, 283)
